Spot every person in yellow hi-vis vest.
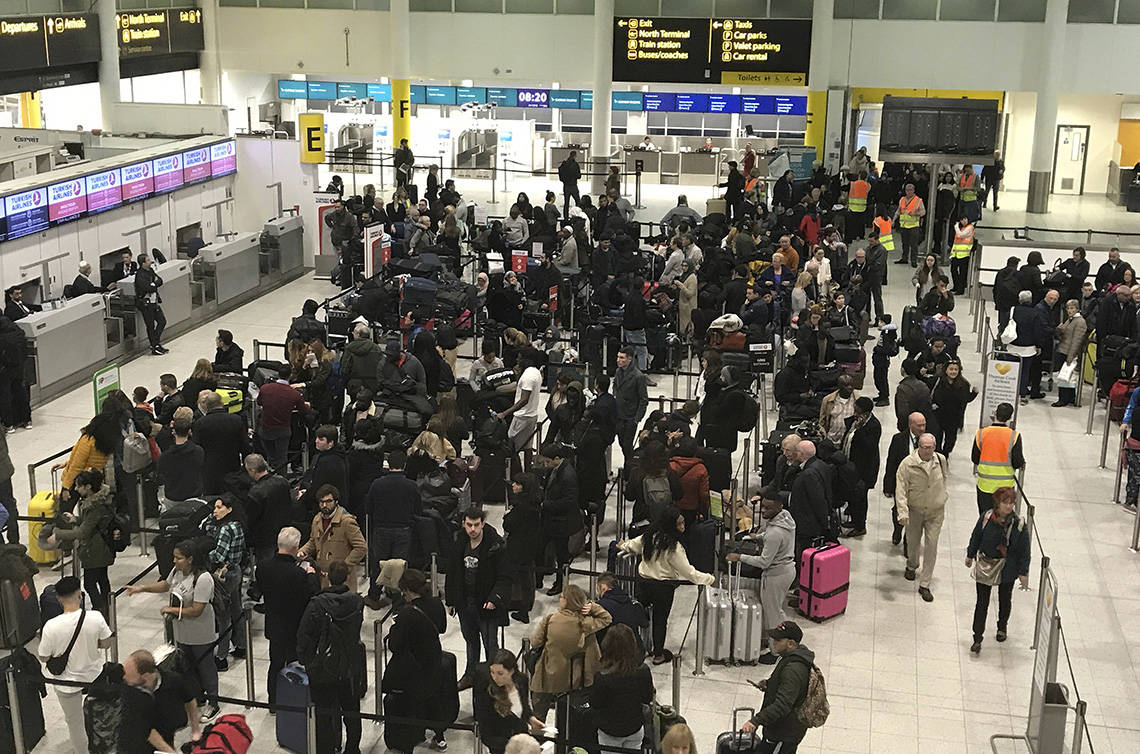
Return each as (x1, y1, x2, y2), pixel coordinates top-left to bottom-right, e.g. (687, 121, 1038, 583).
(971, 402, 1025, 515)
(893, 184, 926, 267)
(949, 215, 975, 295)
(846, 171, 871, 242)
(958, 165, 981, 223)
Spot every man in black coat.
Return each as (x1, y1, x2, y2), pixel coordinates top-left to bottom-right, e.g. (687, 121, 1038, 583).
(134, 253, 168, 355)
(839, 398, 881, 537)
(3, 286, 40, 322)
(774, 353, 818, 419)
(0, 316, 31, 430)
(245, 454, 298, 564)
(286, 299, 328, 346)
(558, 150, 582, 218)
(70, 261, 111, 296)
(788, 441, 835, 559)
(719, 160, 746, 222)
(1095, 247, 1131, 292)
(255, 525, 319, 706)
(723, 265, 750, 316)
(537, 443, 582, 596)
(193, 391, 252, 496)
(992, 256, 1022, 330)
(213, 329, 244, 373)
(446, 507, 510, 688)
(882, 412, 926, 546)
(297, 425, 349, 518)
(596, 572, 649, 648)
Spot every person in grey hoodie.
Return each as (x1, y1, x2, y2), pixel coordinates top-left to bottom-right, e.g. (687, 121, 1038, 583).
(727, 494, 797, 665)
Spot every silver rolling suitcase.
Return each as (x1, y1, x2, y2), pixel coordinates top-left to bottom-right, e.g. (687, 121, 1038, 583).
(729, 561, 765, 664)
(701, 576, 733, 664)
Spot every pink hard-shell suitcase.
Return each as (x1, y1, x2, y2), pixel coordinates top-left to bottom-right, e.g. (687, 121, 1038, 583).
(798, 542, 850, 621)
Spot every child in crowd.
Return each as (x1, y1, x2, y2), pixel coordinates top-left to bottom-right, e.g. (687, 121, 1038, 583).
(872, 314, 898, 407)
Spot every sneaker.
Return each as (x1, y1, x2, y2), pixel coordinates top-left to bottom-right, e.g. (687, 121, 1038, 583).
(758, 652, 779, 665)
(892, 524, 903, 546)
(156, 345, 170, 354)
(511, 611, 531, 624)
(1051, 401, 1066, 408)
(457, 673, 474, 692)
(840, 527, 867, 538)
(918, 587, 934, 602)
(904, 568, 916, 581)
(1020, 396, 1029, 405)
(200, 702, 220, 721)
(545, 584, 563, 597)
(970, 641, 981, 654)
(19, 422, 30, 429)
(231, 647, 247, 659)
(430, 735, 448, 751)
(151, 347, 165, 356)
(996, 630, 1007, 642)
(215, 657, 229, 672)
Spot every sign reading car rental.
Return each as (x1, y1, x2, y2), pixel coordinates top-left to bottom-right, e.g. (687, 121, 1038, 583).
(612, 16, 811, 86)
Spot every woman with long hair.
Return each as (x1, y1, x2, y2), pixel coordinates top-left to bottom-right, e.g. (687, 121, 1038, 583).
(504, 473, 543, 624)
(125, 538, 220, 718)
(674, 261, 698, 337)
(695, 349, 723, 403)
(913, 254, 943, 304)
(931, 360, 977, 457)
(292, 339, 335, 422)
(966, 486, 1031, 654)
(407, 416, 458, 479)
(199, 496, 246, 669)
(473, 650, 544, 754)
(661, 723, 698, 754)
(790, 271, 813, 314)
(618, 505, 714, 664)
(528, 583, 612, 721)
(53, 411, 122, 510)
(180, 358, 216, 408)
(589, 624, 655, 752)
(435, 394, 469, 455)
(628, 439, 681, 525)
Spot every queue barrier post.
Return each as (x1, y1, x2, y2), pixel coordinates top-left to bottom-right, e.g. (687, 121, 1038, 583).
(1075, 346, 1087, 409)
(1072, 699, 1088, 754)
(686, 343, 693, 397)
(741, 438, 751, 500)
(1129, 501, 1140, 552)
(472, 722, 481, 754)
(136, 475, 149, 558)
(1031, 555, 1050, 650)
(1100, 397, 1112, 469)
(671, 653, 682, 713)
(374, 619, 385, 717)
(107, 595, 119, 663)
(244, 607, 255, 706)
(759, 373, 770, 437)
(589, 515, 599, 596)
(431, 553, 440, 598)
(1114, 432, 1125, 504)
(306, 701, 318, 754)
(4, 664, 23, 754)
(693, 585, 705, 676)
(1086, 363, 1099, 435)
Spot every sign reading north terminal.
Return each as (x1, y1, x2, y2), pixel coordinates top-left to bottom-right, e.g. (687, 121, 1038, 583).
(115, 7, 203, 57)
(613, 16, 811, 86)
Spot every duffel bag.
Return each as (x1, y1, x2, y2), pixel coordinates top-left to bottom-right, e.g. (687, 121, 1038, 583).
(378, 406, 425, 432)
(402, 277, 438, 306)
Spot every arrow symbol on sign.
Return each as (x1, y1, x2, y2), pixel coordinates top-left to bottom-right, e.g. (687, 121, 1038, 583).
(712, 21, 722, 28)
(618, 19, 626, 26)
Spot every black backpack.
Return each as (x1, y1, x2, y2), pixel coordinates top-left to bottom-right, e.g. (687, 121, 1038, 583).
(102, 509, 132, 554)
(734, 390, 761, 432)
(308, 607, 354, 685)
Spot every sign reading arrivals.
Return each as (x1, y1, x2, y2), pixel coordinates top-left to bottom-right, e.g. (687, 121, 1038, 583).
(613, 16, 811, 86)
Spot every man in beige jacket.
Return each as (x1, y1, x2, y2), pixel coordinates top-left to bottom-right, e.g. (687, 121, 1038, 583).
(895, 433, 948, 602)
(298, 484, 368, 589)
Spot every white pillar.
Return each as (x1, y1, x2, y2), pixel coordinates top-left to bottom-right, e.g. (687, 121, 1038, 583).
(1027, 0, 1069, 214)
(806, 0, 833, 166)
(199, 0, 222, 105)
(589, 0, 614, 195)
(97, 0, 120, 131)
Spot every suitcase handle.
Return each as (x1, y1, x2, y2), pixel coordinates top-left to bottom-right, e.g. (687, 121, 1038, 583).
(731, 707, 757, 736)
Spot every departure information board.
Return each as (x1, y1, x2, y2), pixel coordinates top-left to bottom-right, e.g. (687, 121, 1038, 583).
(0, 13, 100, 73)
(613, 17, 811, 86)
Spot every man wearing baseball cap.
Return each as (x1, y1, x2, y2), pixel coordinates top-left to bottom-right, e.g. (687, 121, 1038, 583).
(740, 620, 815, 751)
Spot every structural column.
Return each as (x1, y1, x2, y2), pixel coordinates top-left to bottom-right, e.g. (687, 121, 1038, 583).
(804, 0, 833, 163)
(199, 0, 222, 104)
(1027, 0, 1069, 214)
(589, 0, 615, 195)
(97, 0, 120, 131)
(389, 0, 412, 150)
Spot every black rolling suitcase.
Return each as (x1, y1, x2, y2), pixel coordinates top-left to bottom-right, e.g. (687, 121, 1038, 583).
(715, 708, 761, 754)
(0, 650, 44, 753)
(698, 446, 732, 494)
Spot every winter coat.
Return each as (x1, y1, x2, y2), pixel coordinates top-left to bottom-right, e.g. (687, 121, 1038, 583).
(747, 644, 815, 743)
(60, 433, 111, 491)
(894, 375, 935, 432)
(619, 536, 714, 586)
(596, 585, 648, 646)
(297, 506, 368, 587)
(297, 447, 350, 516)
(541, 460, 583, 538)
(385, 595, 446, 699)
(193, 408, 251, 495)
(255, 553, 320, 644)
(445, 525, 511, 624)
(245, 473, 298, 554)
(668, 456, 710, 514)
(789, 457, 834, 546)
(296, 584, 365, 687)
(346, 440, 385, 517)
(967, 511, 1032, 585)
(1055, 313, 1088, 362)
(528, 604, 612, 694)
(895, 449, 949, 519)
(503, 487, 543, 570)
(340, 338, 382, 397)
(932, 376, 977, 432)
(473, 668, 533, 753)
(52, 485, 116, 568)
(589, 664, 655, 738)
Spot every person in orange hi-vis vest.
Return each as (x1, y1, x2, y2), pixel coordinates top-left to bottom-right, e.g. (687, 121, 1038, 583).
(846, 171, 871, 243)
(893, 184, 926, 267)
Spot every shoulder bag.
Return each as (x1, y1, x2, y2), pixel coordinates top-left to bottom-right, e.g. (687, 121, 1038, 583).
(46, 608, 86, 675)
(972, 513, 1012, 587)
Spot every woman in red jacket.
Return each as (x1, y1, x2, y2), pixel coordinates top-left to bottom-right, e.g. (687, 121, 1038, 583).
(668, 438, 710, 528)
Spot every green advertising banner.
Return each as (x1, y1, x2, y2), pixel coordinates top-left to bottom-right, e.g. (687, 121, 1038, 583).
(93, 364, 121, 413)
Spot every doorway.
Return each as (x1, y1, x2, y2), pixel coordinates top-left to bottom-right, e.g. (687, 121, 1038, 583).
(1052, 125, 1089, 195)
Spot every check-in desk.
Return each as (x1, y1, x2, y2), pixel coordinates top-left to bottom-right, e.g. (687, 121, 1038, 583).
(115, 260, 194, 345)
(17, 294, 106, 403)
(194, 232, 261, 308)
(679, 151, 718, 185)
(549, 146, 578, 173)
(624, 150, 661, 182)
(260, 215, 305, 284)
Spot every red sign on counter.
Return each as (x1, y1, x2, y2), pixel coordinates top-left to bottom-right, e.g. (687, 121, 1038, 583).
(548, 284, 558, 313)
(511, 249, 528, 274)
(48, 179, 86, 223)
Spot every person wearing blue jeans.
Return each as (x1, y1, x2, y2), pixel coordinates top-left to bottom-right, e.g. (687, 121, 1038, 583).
(622, 277, 650, 374)
(446, 507, 510, 689)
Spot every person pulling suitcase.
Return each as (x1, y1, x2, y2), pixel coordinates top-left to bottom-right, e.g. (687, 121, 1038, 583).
(736, 621, 826, 753)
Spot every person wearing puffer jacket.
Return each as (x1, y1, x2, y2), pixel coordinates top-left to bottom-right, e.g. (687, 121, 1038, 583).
(48, 469, 117, 613)
(667, 438, 710, 528)
(726, 494, 796, 665)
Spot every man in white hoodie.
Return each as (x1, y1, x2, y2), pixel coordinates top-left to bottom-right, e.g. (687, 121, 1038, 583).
(727, 493, 797, 664)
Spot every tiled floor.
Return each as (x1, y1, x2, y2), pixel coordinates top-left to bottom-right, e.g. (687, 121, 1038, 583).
(9, 183, 1140, 753)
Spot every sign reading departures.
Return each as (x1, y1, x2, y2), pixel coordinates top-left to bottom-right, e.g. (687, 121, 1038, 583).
(613, 16, 812, 86)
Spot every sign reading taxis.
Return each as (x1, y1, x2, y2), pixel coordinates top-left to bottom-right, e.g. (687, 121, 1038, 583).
(299, 113, 325, 164)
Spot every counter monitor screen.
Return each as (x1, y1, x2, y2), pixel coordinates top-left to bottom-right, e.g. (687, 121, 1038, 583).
(153, 153, 183, 194)
(516, 88, 549, 108)
(337, 82, 367, 99)
(5, 188, 50, 240)
(121, 161, 154, 202)
(642, 92, 677, 112)
(673, 93, 708, 112)
(773, 96, 806, 115)
(0, 203, 6, 243)
(611, 92, 643, 111)
(367, 83, 391, 102)
(707, 94, 741, 114)
(210, 140, 236, 177)
(486, 88, 517, 107)
(548, 90, 581, 109)
(277, 80, 307, 99)
(48, 178, 87, 224)
(456, 86, 486, 104)
(425, 86, 457, 105)
(84, 169, 123, 215)
(410, 86, 426, 104)
(182, 146, 211, 184)
(306, 81, 336, 100)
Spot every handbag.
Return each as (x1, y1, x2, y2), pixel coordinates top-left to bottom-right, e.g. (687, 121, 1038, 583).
(46, 608, 86, 675)
(999, 318, 1018, 345)
(972, 512, 1012, 587)
(1057, 359, 1079, 386)
(523, 615, 550, 674)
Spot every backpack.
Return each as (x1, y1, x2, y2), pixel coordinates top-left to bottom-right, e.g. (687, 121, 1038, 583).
(308, 607, 354, 684)
(734, 391, 761, 432)
(642, 475, 674, 514)
(102, 509, 132, 554)
(796, 664, 830, 728)
(122, 429, 153, 474)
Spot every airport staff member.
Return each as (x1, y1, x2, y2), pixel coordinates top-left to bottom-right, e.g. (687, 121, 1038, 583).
(71, 261, 112, 296)
(971, 402, 1024, 516)
(134, 253, 168, 356)
(894, 184, 926, 267)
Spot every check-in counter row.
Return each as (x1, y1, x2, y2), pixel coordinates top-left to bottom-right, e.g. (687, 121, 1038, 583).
(19, 215, 306, 406)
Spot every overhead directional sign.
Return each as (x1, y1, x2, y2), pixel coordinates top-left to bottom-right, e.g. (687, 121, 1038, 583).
(613, 16, 812, 86)
(116, 7, 203, 57)
(0, 13, 100, 74)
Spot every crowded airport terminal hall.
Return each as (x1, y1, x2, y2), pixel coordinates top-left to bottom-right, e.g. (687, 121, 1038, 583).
(1, 0, 1140, 752)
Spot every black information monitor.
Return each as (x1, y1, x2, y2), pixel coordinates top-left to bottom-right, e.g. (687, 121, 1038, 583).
(613, 16, 812, 87)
